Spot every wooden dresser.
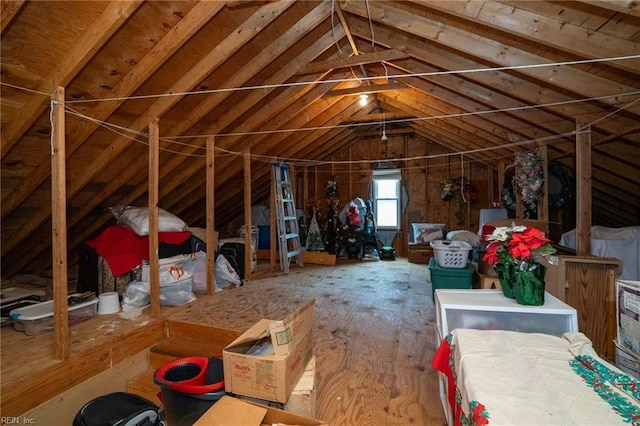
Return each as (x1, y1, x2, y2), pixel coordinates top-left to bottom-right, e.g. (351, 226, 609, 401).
(541, 255, 623, 362)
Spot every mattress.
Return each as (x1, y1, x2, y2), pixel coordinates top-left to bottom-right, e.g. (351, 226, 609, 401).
(560, 226, 640, 281)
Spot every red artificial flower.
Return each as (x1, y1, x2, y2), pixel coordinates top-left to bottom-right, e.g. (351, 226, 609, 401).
(507, 228, 551, 261)
(483, 224, 555, 267)
(483, 243, 499, 266)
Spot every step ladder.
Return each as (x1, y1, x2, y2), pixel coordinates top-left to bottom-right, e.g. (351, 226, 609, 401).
(272, 162, 303, 273)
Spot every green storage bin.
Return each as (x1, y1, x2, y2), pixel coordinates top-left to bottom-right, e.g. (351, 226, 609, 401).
(429, 257, 474, 300)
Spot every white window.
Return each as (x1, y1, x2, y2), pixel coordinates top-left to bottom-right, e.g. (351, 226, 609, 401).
(372, 169, 401, 230)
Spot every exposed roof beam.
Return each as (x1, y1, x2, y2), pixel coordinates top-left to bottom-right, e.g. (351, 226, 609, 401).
(323, 81, 408, 98)
(340, 112, 415, 123)
(341, 0, 639, 110)
(579, 0, 640, 17)
(349, 15, 637, 137)
(0, 1, 144, 158)
(335, 0, 359, 55)
(1, 0, 25, 36)
(1, 0, 228, 221)
(298, 49, 409, 74)
(416, 0, 640, 74)
(355, 127, 413, 137)
(1, 0, 297, 260)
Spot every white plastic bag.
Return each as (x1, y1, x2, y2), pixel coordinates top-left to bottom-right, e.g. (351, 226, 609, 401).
(215, 254, 242, 290)
(122, 281, 151, 311)
(122, 266, 196, 309)
(159, 267, 196, 306)
(183, 251, 207, 293)
(109, 206, 187, 236)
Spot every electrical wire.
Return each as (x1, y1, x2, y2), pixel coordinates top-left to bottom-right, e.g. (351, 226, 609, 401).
(4, 53, 636, 105)
(51, 88, 639, 166)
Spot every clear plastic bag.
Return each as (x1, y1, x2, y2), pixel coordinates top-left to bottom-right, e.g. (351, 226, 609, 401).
(122, 266, 196, 309)
(122, 281, 150, 311)
(215, 254, 242, 290)
(183, 251, 207, 293)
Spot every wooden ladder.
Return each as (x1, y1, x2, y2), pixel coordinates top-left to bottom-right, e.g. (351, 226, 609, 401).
(272, 162, 303, 274)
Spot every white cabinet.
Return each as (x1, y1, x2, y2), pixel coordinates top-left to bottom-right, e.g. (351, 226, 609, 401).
(436, 289, 578, 340)
(434, 289, 578, 425)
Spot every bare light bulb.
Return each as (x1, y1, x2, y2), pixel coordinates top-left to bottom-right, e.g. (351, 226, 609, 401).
(358, 93, 368, 106)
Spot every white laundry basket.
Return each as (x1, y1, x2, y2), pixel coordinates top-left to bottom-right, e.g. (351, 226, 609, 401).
(430, 240, 472, 268)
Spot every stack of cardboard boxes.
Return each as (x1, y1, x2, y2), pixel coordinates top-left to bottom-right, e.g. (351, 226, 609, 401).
(615, 280, 640, 378)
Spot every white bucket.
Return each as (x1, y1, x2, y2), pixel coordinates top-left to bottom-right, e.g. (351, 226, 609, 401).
(98, 292, 121, 314)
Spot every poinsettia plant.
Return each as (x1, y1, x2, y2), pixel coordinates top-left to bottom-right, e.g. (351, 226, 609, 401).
(483, 224, 555, 269)
(483, 223, 556, 305)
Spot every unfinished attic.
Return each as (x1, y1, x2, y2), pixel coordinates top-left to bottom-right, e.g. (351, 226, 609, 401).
(1, 1, 640, 425)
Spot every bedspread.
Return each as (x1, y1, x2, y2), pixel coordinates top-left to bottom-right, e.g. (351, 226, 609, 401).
(432, 329, 640, 425)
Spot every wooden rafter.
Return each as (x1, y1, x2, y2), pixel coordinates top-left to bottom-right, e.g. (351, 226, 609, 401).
(1, 1, 144, 158)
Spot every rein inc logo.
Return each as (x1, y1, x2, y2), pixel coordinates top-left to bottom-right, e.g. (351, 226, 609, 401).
(1, 417, 35, 424)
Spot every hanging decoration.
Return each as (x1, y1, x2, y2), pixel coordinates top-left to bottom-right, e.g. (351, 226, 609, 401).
(441, 177, 478, 224)
(547, 161, 572, 208)
(324, 175, 339, 199)
(515, 151, 545, 213)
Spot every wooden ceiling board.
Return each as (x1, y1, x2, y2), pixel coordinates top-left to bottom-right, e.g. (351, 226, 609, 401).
(66, 3, 190, 101)
(0, 2, 105, 77)
(422, 1, 640, 75)
(348, 19, 628, 141)
(397, 76, 556, 145)
(102, 47, 340, 233)
(389, 56, 576, 138)
(388, 89, 515, 156)
(343, 0, 639, 113)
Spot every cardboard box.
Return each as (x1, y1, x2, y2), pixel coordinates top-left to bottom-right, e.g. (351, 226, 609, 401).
(223, 299, 314, 403)
(241, 354, 317, 419)
(285, 354, 317, 418)
(303, 251, 336, 266)
(193, 395, 326, 426)
(615, 339, 640, 379)
(407, 243, 433, 264)
(616, 280, 640, 356)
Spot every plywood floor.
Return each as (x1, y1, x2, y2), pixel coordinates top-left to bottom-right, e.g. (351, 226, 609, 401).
(1, 258, 447, 425)
(169, 258, 447, 425)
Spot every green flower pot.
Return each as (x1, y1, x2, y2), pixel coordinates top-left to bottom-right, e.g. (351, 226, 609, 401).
(512, 262, 546, 306)
(494, 262, 516, 299)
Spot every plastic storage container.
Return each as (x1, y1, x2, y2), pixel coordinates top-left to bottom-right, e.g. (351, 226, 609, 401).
(429, 257, 474, 300)
(430, 240, 472, 268)
(435, 289, 579, 338)
(10, 294, 98, 336)
(258, 225, 270, 249)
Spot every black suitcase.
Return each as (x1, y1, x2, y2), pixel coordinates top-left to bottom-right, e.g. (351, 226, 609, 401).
(219, 242, 245, 279)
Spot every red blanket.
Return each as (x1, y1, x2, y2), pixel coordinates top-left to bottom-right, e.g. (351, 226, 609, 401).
(86, 225, 191, 276)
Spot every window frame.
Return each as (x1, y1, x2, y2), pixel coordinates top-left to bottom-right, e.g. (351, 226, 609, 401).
(372, 169, 402, 230)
